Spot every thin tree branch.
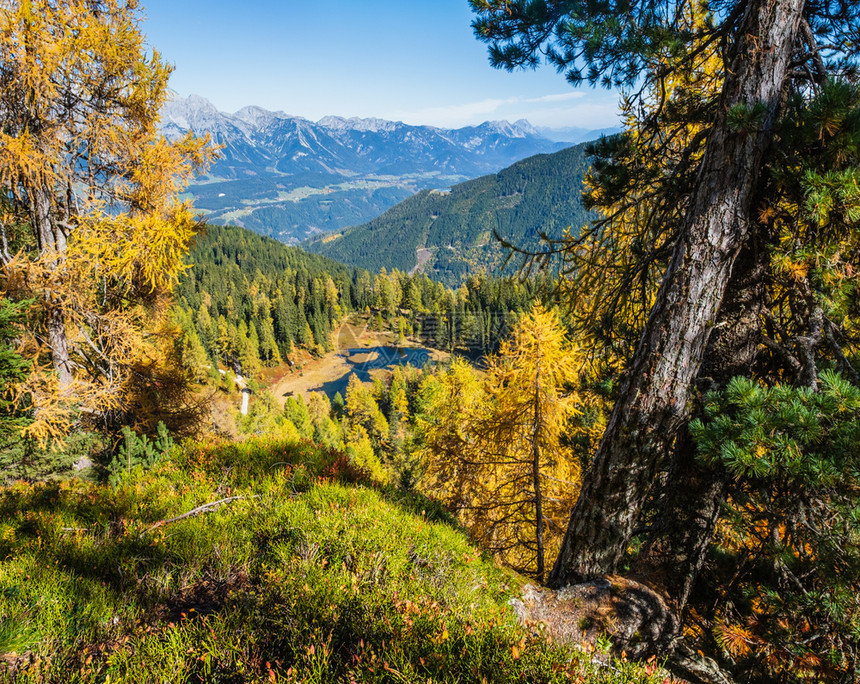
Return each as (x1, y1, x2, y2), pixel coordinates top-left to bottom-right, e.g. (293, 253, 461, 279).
(142, 496, 256, 535)
(0, 219, 12, 266)
(800, 17, 828, 85)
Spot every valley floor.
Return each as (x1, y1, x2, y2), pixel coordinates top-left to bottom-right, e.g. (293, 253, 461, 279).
(267, 318, 450, 406)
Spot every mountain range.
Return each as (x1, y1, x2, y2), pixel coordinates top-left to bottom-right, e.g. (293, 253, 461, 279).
(160, 95, 608, 243)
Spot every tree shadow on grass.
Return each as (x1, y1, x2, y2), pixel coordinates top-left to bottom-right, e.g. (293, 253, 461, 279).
(0, 436, 460, 610)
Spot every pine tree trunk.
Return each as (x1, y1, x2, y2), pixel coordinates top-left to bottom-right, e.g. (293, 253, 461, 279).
(632, 240, 770, 620)
(549, 0, 805, 587)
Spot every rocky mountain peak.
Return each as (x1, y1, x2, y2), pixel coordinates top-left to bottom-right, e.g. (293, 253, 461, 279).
(233, 105, 294, 130)
(161, 93, 222, 130)
(316, 116, 400, 133)
(479, 119, 538, 138)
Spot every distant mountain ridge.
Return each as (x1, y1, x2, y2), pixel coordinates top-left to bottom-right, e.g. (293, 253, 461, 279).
(537, 125, 623, 143)
(160, 94, 564, 179)
(160, 95, 594, 243)
(304, 142, 599, 287)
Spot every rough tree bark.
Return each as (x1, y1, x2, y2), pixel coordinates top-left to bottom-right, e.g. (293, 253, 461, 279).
(33, 187, 73, 387)
(630, 239, 770, 632)
(572, 244, 769, 684)
(549, 0, 806, 586)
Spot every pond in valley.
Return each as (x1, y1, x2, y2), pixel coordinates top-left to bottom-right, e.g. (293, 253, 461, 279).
(316, 346, 434, 399)
(273, 345, 442, 404)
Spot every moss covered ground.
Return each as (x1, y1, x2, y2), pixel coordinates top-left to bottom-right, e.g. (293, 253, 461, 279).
(0, 436, 671, 683)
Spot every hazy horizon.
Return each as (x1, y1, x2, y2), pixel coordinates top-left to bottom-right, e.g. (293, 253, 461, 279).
(142, 0, 622, 131)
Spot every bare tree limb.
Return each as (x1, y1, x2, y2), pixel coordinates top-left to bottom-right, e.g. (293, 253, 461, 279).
(823, 318, 860, 387)
(801, 18, 828, 84)
(142, 496, 256, 535)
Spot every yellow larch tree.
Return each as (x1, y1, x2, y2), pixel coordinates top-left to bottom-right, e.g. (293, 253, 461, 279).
(557, 3, 723, 367)
(422, 305, 598, 580)
(0, 0, 214, 441)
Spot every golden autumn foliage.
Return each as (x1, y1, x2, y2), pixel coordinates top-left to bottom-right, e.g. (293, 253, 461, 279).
(553, 4, 724, 366)
(476, 2, 860, 670)
(0, 0, 215, 442)
(421, 305, 604, 579)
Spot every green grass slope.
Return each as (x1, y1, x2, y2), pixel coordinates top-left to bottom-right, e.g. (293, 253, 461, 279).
(304, 143, 597, 287)
(0, 436, 667, 683)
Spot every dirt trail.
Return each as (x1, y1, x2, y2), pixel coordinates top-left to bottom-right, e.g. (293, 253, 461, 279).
(409, 247, 432, 275)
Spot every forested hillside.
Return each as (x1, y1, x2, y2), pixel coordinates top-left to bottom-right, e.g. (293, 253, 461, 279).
(175, 225, 355, 371)
(174, 225, 544, 378)
(305, 143, 596, 286)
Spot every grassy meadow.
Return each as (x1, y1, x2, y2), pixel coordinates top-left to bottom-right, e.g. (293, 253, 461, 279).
(0, 435, 670, 683)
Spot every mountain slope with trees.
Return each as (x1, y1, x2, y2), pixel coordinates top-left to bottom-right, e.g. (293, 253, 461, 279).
(5, 0, 860, 682)
(160, 95, 578, 243)
(304, 143, 596, 287)
(173, 224, 544, 379)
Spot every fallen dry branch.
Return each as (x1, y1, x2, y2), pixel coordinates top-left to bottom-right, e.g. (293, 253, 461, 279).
(144, 496, 256, 535)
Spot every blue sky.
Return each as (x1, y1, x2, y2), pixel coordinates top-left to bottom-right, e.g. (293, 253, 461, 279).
(141, 0, 621, 131)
